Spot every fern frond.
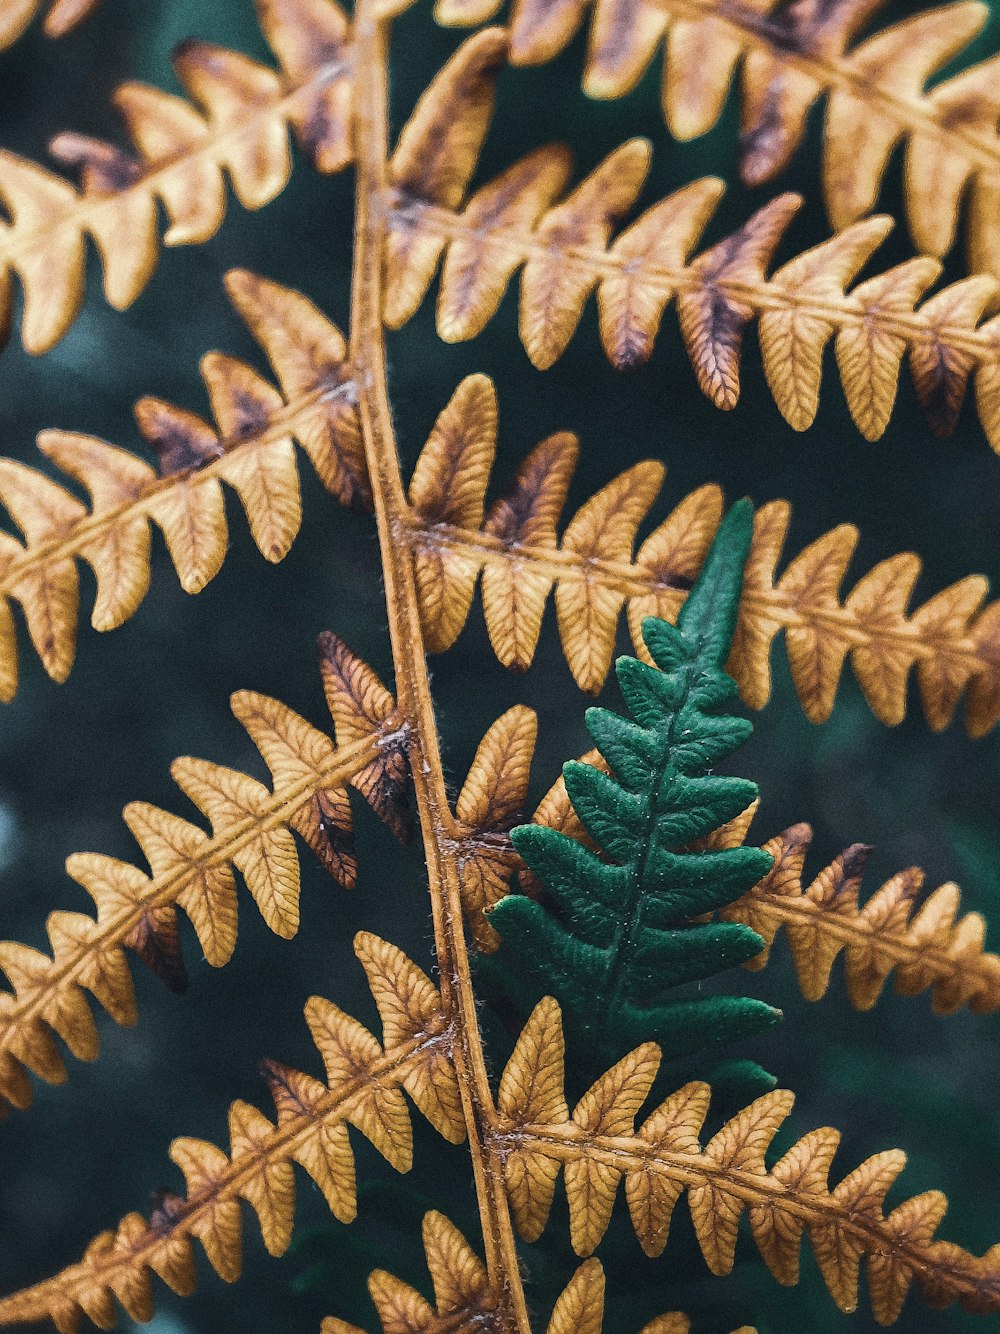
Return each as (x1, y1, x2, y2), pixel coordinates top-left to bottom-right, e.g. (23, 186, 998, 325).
(0, 0, 353, 356)
(436, 0, 1000, 280)
(400, 376, 1000, 734)
(0, 0, 102, 48)
(321, 1211, 752, 1334)
(0, 934, 463, 1332)
(494, 997, 1000, 1322)
(448, 703, 537, 951)
(721, 822, 1000, 1014)
(487, 504, 781, 1068)
(0, 633, 410, 1113)
(383, 32, 1000, 450)
(0, 269, 366, 699)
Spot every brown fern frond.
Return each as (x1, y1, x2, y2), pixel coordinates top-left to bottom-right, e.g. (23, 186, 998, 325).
(447, 704, 538, 951)
(399, 376, 1000, 733)
(0, 934, 463, 1333)
(493, 997, 1000, 1323)
(321, 1211, 748, 1334)
(324, 1211, 499, 1334)
(0, 0, 102, 48)
(0, 0, 353, 357)
(382, 33, 1000, 451)
(720, 824, 1000, 1014)
(435, 0, 1000, 281)
(0, 269, 366, 700)
(0, 634, 410, 1114)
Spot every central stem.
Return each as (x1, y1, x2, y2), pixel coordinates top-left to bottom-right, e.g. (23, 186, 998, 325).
(348, 13, 531, 1333)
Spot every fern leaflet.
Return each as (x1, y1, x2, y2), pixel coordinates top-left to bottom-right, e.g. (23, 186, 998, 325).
(399, 373, 1000, 735)
(0, 0, 101, 50)
(0, 0, 352, 356)
(321, 1210, 756, 1334)
(0, 634, 410, 1114)
(493, 998, 1000, 1321)
(0, 270, 365, 699)
(723, 820, 1000, 1013)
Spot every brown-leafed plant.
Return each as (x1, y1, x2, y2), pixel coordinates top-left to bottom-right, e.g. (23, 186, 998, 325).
(0, 2, 998, 1333)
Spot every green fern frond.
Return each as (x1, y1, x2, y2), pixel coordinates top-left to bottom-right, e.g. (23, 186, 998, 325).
(488, 501, 780, 1070)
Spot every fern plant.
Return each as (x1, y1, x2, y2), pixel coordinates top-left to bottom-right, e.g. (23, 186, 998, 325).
(0, 2, 998, 1334)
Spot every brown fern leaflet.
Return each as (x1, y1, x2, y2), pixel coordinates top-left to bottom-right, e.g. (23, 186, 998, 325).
(321, 1210, 756, 1334)
(0, 934, 464, 1332)
(0, 0, 101, 50)
(446, 704, 537, 951)
(0, 0, 352, 356)
(493, 997, 1000, 1322)
(397, 372, 1000, 734)
(10, 253, 1000, 731)
(0, 634, 409, 1114)
(0, 268, 365, 699)
(436, 0, 1000, 280)
(382, 30, 1000, 452)
(720, 820, 1000, 1014)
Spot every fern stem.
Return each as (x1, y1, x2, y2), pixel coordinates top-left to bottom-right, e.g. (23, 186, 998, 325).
(349, 13, 532, 1332)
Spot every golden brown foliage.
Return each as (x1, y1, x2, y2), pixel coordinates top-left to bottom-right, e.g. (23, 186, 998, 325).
(493, 997, 1000, 1322)
(1, 9, 997, 1334)
(16, 247, 1000, 742)
(0, 0, 101, 49)
(320, 1210, 754, 1334)
(448, 704, 537, 951)
(722, 822, 1000, 1014)
(0, 934, 463, 1333)
(0, 633, 409, 1113)
(0, 268, 365, 698)
(399, 374, 1000, 733)
(0, 0, 352, 356)
(383, 32, 1000, 451)
(436, 0, 1000, 279)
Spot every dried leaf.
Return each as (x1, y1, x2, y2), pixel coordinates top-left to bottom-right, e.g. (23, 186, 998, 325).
(383, 49, 1000, 450)
(722, 822, 1000, 1013)
(0, 2, 353, 355)
(0, 643, 409, 1112)
(321, 1210, 710, 1334)
(497, 1000, 1000, 1319)
(0, 0, 102, 49)
(0, 272, 364, 699)
(452, 706, 537, 950)
(444, 0, 1000, 280)
(318, 631, 413, 841)
(0, 937, 461, 1328)
(397, 384, 1000, 733)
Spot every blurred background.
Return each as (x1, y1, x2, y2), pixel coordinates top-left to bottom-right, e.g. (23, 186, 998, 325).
(0, 1, 998, 1331)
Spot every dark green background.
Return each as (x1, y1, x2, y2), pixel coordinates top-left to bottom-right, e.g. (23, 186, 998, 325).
(0, 1, 998, 1331)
